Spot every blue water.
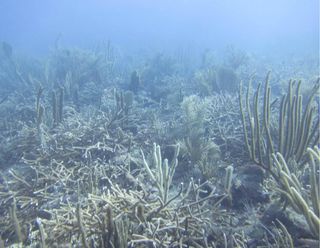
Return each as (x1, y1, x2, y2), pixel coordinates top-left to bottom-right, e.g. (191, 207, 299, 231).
(0, 0, 318, 57)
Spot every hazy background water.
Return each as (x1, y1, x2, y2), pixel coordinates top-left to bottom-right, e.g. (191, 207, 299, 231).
(0, 0, 318, 58)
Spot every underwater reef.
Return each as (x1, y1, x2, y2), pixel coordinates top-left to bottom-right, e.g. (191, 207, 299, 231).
(0, 42, 319, 247)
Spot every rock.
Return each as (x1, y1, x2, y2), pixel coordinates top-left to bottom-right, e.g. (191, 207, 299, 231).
(261, 203, 313, 240)
(231, 164, 269, 209)
(216, 67, 239, 93)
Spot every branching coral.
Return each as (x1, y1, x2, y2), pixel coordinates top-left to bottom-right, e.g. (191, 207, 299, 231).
(271, 147, 320, 239)
(239, 73, 319, 171)
(1, 44, 317, 247)
(141, 143, 180, 204)
(0, 113, 239, 248)
(239, 73, 319, 242)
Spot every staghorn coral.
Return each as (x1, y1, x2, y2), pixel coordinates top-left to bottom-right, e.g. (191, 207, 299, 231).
(0, 45, 318, 247)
